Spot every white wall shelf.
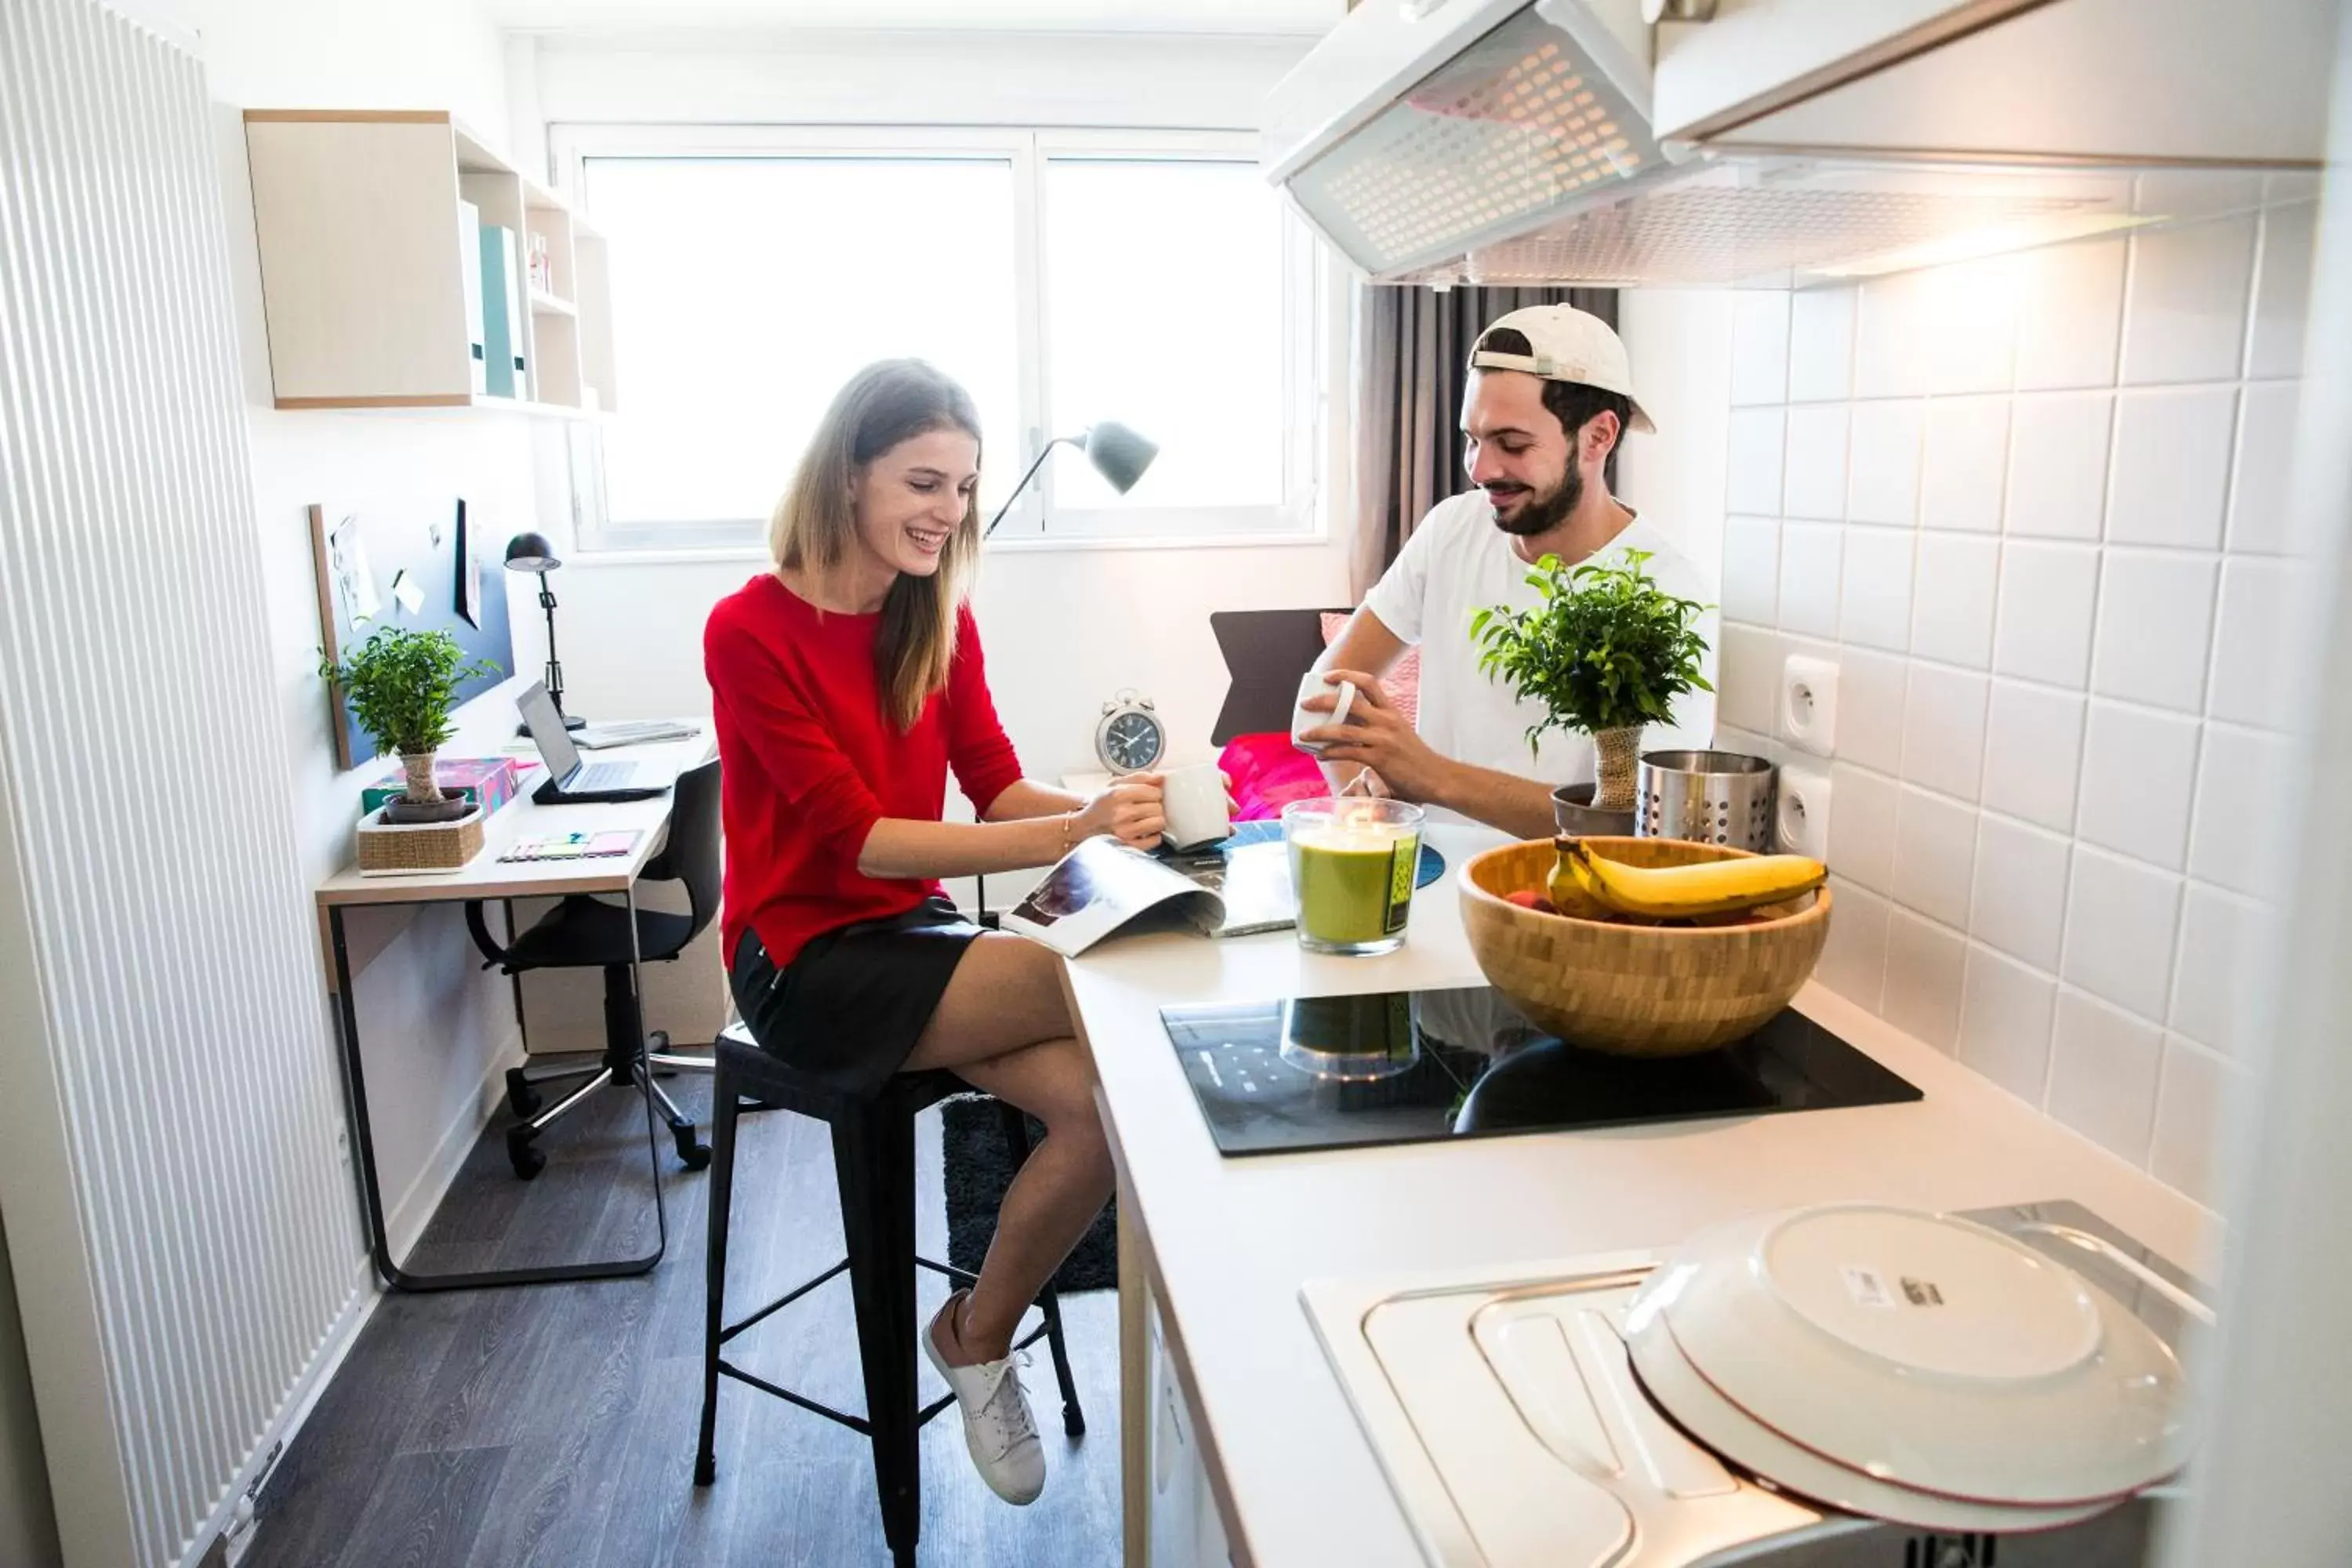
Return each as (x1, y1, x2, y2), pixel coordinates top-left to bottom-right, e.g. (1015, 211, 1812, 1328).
(243, 110, 619, 415)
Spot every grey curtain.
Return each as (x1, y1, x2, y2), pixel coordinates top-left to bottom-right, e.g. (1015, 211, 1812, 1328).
(1350, 284, 1618, 597)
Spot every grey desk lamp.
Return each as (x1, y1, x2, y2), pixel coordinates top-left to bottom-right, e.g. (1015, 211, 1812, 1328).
(968, 421, 1156, 927)
(504, 531, 586, 732)
(982, 421, 1159, 537)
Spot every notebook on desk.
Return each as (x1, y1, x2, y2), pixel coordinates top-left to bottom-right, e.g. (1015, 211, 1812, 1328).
(519, 683, 677, 803)
(499, 830, 642, 863)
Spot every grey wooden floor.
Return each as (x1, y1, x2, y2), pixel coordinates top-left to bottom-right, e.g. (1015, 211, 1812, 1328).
(247, 1069, 1121, 1568)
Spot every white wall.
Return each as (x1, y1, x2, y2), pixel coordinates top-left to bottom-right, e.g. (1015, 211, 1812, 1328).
(193, 0, 508, 124)
(1693, 196, 2317, 1212)
(519, 30, 1356, 785)
(1617, 288, 1733, 746)
(195, 0, 549, 1252)
(551, 538, 1352, 786)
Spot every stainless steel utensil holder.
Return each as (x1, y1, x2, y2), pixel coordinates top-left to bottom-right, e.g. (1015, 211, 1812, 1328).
(1637, 750, 1777, 851)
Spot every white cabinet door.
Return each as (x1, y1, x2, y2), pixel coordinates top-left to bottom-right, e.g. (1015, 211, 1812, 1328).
(1145, 1301, 1200, 1568)
(1649, 0, 2024, 141)
(1144, 1301, 1233, 1568)
(1651, 0, 2331, 165)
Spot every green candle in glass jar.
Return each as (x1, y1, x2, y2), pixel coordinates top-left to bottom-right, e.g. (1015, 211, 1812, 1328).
(1283, 798, 1425, 956)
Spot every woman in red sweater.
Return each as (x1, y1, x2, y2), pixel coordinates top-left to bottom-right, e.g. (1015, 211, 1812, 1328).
(706, 360, 1163, 1507)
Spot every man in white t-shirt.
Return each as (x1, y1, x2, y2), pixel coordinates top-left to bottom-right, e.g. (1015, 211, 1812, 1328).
(1301, 303, 1705, 838)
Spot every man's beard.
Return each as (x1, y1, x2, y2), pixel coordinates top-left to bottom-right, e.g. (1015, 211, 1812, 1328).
(1486, 465, 1583, 536)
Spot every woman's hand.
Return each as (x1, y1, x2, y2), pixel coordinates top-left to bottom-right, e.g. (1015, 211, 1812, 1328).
(1076, 772, 1167, 850)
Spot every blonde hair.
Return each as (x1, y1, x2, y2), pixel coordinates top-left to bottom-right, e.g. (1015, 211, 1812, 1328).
(769, 360, 984, 731)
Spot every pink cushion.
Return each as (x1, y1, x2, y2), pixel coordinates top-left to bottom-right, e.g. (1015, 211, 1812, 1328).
(1319, 612, 1421, 727)
(1218, 733, 1328, 821)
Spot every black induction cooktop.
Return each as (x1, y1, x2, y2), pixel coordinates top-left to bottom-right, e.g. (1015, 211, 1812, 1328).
(1160, 985, 1922, 1157)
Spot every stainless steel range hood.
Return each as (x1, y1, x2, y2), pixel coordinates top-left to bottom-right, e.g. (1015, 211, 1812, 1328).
(1263, 0, 2334, 288)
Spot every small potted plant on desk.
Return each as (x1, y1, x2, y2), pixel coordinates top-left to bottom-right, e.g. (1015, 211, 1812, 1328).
(320, 626, 499, 873)
(1472, 549, 1711, 835)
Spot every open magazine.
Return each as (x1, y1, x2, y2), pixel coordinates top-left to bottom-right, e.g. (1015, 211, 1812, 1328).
(1001, 833, 1296, 957)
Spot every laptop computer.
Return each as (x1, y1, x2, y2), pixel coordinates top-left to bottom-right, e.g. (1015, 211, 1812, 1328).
(518, 683, 677, 803)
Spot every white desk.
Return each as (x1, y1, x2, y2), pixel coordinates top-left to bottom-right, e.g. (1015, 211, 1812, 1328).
(315, 732, 717, 1292)
(1059, 824, 2212, 1568)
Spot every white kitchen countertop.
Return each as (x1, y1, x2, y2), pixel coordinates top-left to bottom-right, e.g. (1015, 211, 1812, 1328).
(1060, 823, 2216, 1568)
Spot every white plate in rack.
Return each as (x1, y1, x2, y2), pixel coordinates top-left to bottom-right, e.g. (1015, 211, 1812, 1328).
(1621, 1287, 2125, 1532)
(1642, 1203, 2190, 1505)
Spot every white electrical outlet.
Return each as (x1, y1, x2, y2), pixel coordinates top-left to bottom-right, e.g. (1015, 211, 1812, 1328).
(1779, 654, 1840, 757)
(1777, 761, 1832, 858)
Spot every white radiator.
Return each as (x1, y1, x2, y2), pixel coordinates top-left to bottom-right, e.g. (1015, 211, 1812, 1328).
(0, 2, 363, 1565)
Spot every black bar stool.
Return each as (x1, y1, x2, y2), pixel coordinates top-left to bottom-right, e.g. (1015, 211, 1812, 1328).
(695, 1025, 1085, 1566)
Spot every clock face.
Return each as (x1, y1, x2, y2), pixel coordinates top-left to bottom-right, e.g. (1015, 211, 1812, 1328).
(1102, 710, 1164, 772)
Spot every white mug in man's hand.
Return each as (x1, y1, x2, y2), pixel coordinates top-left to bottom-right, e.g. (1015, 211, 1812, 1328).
(1291, 670, 1359, 757)
(1161, 762, 1233, 850)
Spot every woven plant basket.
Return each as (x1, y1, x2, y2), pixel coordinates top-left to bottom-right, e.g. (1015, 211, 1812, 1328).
(355, 804, 485, 875)
(1457, 836, 1831, 1058)
(1589, 726, 1644, 813)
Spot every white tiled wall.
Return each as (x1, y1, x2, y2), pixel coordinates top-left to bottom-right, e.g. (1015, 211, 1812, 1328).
(1715, 200, 2318, 1211)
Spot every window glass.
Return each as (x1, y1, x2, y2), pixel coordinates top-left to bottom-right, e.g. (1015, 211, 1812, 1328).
(1042, 158, 1288, 511)
(586, 156, 1021, 529)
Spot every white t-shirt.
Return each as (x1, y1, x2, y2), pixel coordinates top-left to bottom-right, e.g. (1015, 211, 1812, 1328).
(1359, 492, 1709, 806)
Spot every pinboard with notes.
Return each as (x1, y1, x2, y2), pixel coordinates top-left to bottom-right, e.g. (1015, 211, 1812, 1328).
(309, 499, 515, 771)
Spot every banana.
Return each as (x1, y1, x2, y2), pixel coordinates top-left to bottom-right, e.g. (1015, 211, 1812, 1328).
(1546, 838, 1616, 918)
(1556, 838, 1826, 920)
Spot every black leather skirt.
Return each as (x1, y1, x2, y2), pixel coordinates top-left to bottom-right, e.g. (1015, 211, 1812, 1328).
(728, 897, 986, 1098)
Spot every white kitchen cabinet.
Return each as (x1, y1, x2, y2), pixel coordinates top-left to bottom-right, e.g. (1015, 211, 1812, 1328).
(1651, 0, 2331, 163)
(1145, 1298, 1232, 1568)
(1650, 0, 2011, 142)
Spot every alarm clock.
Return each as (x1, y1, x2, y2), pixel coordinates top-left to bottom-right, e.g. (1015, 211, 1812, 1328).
(1095, 689, 1167, 775)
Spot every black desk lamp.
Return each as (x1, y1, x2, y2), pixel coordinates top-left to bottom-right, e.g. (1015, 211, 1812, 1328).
(505, 531, 585, 731)
(982, 420, 1158, 537)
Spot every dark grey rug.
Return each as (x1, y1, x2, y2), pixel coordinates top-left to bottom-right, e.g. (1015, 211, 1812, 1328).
(941, 1098, 1118, 1293)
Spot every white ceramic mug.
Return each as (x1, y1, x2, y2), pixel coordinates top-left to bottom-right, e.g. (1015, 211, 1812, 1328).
(1290, 670, 1358, 757)
(1160, 762, 1233, 850)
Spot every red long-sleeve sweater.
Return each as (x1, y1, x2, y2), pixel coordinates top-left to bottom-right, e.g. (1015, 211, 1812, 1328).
(705, 572, 1024, 972)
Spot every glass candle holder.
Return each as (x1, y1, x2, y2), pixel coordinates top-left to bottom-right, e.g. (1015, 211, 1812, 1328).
(1282, 797, 1426, 956)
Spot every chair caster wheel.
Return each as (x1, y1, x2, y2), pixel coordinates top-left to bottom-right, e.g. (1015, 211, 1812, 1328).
(506, 1127, 546, 1180)
(674, 1127, 711, 1171)
(693, 1454, 716, 1487)
(1064, 1405, 1085, 1437)
(504, 1067, 542, 1120)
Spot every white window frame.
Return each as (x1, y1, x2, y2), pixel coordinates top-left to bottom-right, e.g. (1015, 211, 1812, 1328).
(549, 122, 1343, 556)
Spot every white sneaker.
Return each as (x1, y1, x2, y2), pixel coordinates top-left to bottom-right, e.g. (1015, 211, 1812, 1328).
(924, 1293, 1046, 1505)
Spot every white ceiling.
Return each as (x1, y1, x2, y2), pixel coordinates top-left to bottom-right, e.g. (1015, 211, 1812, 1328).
(490, 0, 1346, 35)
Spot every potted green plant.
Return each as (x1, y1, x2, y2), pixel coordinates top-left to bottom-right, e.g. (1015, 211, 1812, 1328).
(1472, 549, 1711, 816)
(319, 626, 498, 826)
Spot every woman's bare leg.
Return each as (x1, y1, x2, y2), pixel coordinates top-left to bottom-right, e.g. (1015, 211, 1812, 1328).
(902, 932, 1113, 1361)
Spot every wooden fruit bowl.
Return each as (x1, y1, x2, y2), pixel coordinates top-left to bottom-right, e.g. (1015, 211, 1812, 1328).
(1458, 837, 1831, 1058)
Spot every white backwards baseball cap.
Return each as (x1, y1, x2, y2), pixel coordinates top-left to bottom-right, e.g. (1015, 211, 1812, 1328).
(1468, 303, 1656, 435)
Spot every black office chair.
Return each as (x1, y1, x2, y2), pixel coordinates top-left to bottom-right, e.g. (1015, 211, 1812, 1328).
(466, 757, 722, 1179)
